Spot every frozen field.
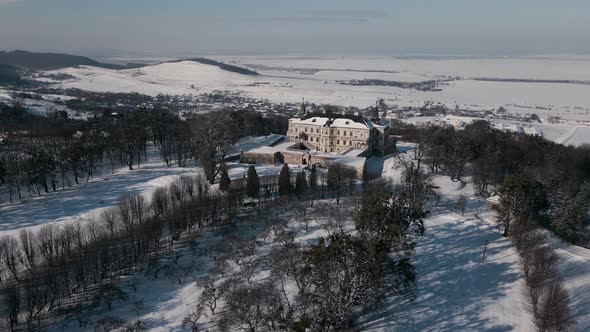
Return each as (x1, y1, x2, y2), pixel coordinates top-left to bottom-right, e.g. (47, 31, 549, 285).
(47, 56, 590, 122)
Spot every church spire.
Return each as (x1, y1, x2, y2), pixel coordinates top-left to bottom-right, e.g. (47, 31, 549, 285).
(298, 98, 307, 117)
(371, 99, 380, 122)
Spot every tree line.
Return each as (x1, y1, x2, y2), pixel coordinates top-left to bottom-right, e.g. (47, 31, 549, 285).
(0, 104, 289, 202)
(397, 120, 590, 244)
(0, 173, 247, 330)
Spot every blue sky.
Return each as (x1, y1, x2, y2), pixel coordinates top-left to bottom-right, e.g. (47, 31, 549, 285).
(0, 0, 589, 57)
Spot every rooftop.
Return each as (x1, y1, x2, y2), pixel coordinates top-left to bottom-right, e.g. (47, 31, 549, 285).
(291, 112, 370, 130)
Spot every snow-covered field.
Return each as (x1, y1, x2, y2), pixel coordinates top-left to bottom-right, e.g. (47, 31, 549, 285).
(361, 211, 533, 331)
(0, 136, 287, 238)
(0, 148, 200, 238)
(46, 56, 590, 123)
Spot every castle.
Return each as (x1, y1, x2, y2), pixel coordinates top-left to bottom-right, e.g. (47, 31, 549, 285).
(239, 103, 393, 180)
(287, 105, 389, 157)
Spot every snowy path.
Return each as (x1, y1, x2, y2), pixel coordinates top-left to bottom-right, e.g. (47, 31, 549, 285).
(360, 210, 534, 332)
(556, 125, 579, 145)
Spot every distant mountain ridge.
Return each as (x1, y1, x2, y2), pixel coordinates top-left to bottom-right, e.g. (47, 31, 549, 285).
(0, 50, 126, 71)
(0, 51, 259, 76)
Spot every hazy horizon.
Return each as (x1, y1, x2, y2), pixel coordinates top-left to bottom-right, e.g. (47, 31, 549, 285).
(1, 0, 589, 59)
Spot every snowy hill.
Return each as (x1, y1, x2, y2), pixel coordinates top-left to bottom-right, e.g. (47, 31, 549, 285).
(51, 61, 259, 96)
(46, 56, 590, 123)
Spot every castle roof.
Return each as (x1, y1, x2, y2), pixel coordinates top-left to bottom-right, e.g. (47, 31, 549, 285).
(292, 112, 370, 130)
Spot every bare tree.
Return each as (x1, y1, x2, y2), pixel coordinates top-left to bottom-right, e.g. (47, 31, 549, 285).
(3, 286, 20, 332)
(199, 276, 221, 315)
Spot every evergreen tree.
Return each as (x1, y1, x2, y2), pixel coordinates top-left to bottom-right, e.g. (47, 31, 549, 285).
(496, 176, 547, 236)
(279, 164, 291, 196)
(246, 165, 260, 198)
(309, 165, 318, 190)
(355, 182, 394, 243)
(295, 171, 308, 197)
(551, 182, 590, 242)
(219, 164, 231, 192)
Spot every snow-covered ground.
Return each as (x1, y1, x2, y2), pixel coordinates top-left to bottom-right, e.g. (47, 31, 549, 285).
(547, 234, 590, 330)
(47, 161, 535, 331)
(361, 210, 533, 332)
(45, 56, 590, 122)
(0, 136, 284, 238)
(0, 148, 200, 238)
(2, 135, 588, 331)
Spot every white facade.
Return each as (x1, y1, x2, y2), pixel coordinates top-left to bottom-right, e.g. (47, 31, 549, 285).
(287, 113, 387, 155)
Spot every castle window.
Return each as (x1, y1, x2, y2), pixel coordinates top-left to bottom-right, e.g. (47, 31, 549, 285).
(337, 140, 340, 144)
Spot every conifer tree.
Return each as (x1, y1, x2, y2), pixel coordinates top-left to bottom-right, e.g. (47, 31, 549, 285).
(551, 182, 590, 241)
(496, 176, 547, 237)
(279, 164, 291, 196)
(246, 165, 260, 198)
(295, 171, 308, 198)
(309, 165, 318, 190)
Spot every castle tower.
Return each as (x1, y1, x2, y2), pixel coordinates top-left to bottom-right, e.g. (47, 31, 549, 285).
(297, 98, 307, 117)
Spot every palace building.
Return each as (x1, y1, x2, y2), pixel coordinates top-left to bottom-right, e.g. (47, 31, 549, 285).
(287, 110, 389, 157)
(239, 103, 394, 180)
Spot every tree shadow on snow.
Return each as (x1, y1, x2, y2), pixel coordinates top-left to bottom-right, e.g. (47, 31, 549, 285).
(358, 216, 522, 332)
